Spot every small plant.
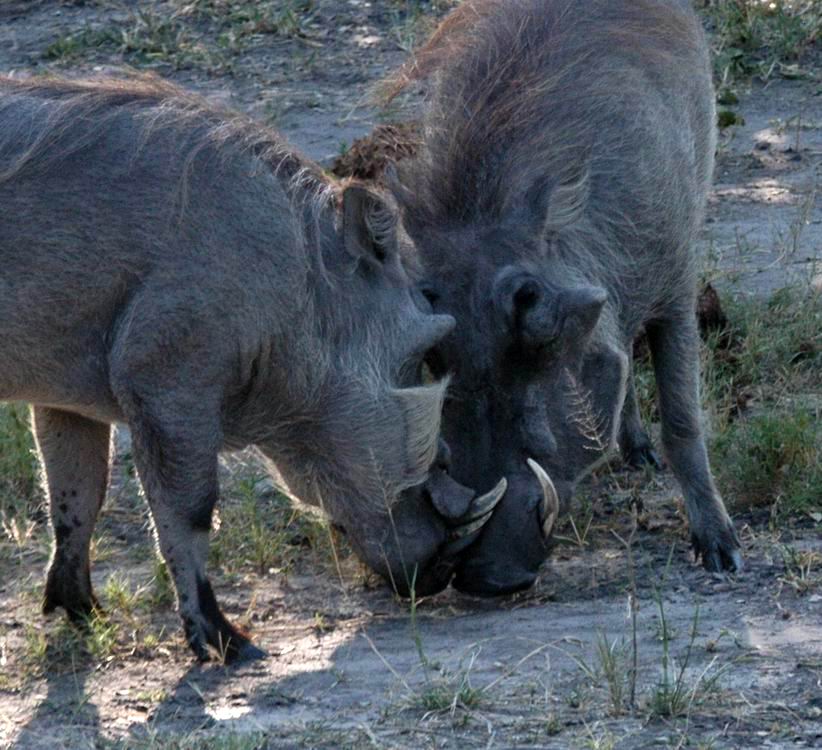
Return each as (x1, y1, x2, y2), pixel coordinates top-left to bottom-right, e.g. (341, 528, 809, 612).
(778, 544, 821, 594)
(571, 629, 633, 716)
(22, 624, 50, 667)
(42, 27, 119, 61)
(118, 9, 219, 69)
(42, 9, 223, 71)
(147, 556, 175, 609)
(84, 611, 121, 661)
(366, 571, 485, 718)
(712, 409, 821, 515)
(647, 597, 726, 719)
(102, 573, 142, 617)
(1, 512, 38, 565)
(210, 473, 328, 575)
(545, 714, 563, 735)
(0, 403, 39, 515)
(411, 666, 483, 714)
(21, 619, 87, 676)
(596, 633, 631, 716)
(705, 0, 822, 86)
(696, 286, 821, 518)
(555, 500, 595, 548)
(577, 722, 618, 750)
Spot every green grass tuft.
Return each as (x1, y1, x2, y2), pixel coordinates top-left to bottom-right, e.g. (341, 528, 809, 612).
(706, 0, 822, 85)
(0, 403, 39, 516)
(713, 409, 821, 514)
(210, 474, 332, 575)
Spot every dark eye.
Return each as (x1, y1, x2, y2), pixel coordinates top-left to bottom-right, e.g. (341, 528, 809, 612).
(423, 347, 449, 380)
(421, 360, 435, 385)
(421, 285, 439, 307)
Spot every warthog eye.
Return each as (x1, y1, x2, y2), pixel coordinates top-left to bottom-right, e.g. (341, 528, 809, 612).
(421, 285, 439, 306)
(423, 347, 449, 380)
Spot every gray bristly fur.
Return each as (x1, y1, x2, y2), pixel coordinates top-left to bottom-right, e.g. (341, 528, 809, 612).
(0, 73, 453, 661)
(387, 0, 741, 593)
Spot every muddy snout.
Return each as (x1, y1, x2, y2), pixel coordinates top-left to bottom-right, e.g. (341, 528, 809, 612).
(452, 460, 560, 597)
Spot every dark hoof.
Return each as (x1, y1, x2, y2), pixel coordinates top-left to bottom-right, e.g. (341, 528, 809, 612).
(183, 627, 266, 664)
(43, 587, 100, 623)
(692, 526, 743, 574)
(227, 641, 268, 664)
(625, 445, 664, 471)
(701, 545, 744, 574)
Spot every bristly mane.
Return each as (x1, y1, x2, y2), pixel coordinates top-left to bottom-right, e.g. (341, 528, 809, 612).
(0, 72, 330, 202)
(383, 0, 703, 229)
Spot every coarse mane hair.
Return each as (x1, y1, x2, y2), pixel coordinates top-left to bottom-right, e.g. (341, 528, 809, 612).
(0, 71, 333, 211)
(383, 0, 705, 230)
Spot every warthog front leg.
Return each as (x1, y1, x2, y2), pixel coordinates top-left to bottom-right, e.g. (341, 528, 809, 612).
(618, 360, 663, 470)
(34, 407, 111, 621)
(114, 384, 264, 663)
(647, 312, 742, 573)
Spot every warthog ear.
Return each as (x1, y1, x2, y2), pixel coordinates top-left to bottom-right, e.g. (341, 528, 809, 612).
(493, 266, 607, 349)
(342, 184, 397, 269)
(525, 163, 590, 240)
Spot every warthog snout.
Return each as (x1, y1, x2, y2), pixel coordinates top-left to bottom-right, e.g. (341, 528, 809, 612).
(452, 461, 562, 597)
(358, 438, 509, 598)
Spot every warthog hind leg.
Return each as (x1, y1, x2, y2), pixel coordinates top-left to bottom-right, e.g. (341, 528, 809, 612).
(34, 407, 111, 621)
(618, 361, 663, 470)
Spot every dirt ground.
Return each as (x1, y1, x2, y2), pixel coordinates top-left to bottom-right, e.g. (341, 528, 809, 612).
(0, 2, 820, 749)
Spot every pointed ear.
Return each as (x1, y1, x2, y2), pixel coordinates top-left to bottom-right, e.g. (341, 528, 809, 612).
(526, 164, 590, 239)
(342, 184, 396, 267)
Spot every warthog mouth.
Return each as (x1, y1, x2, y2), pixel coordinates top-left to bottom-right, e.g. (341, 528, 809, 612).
(435, 477, 508, 559)
(448, 458, 560, 597)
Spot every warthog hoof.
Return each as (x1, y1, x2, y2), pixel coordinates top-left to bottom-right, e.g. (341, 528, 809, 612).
(230, 641, 268, 663)
(42, 559, 101, 623)
(625, 445, 664, 471)
(692, 522, 743, 574)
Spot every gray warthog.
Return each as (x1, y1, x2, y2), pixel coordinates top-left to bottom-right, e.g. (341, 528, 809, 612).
(0, 74, 505, 660)
(386, 0, 742, 594)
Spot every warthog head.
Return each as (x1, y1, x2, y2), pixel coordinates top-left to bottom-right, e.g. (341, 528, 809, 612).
(390, 212, 627, 596)
(258, 185, 507, 595)
(378, 0, 661, 595)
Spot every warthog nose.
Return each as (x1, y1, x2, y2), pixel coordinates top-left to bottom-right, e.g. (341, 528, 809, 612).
(452, 565, 537, 597)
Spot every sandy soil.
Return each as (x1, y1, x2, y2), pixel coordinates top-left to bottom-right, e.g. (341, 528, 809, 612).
(0, 2, 820, 748)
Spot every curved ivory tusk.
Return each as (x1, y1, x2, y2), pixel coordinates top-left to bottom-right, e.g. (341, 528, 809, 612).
(461, 477, 508, 523)
(527, 458, 559, 539)
(449, 515, 491, 541)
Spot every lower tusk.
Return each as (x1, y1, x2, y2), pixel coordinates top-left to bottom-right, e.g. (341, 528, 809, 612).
(462, 477, 508, 522)
(527, 458, 559, 539)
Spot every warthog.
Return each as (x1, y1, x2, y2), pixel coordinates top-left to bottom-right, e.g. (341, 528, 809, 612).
(0, 74, 506, 660)
(385, 0, 742, 594)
